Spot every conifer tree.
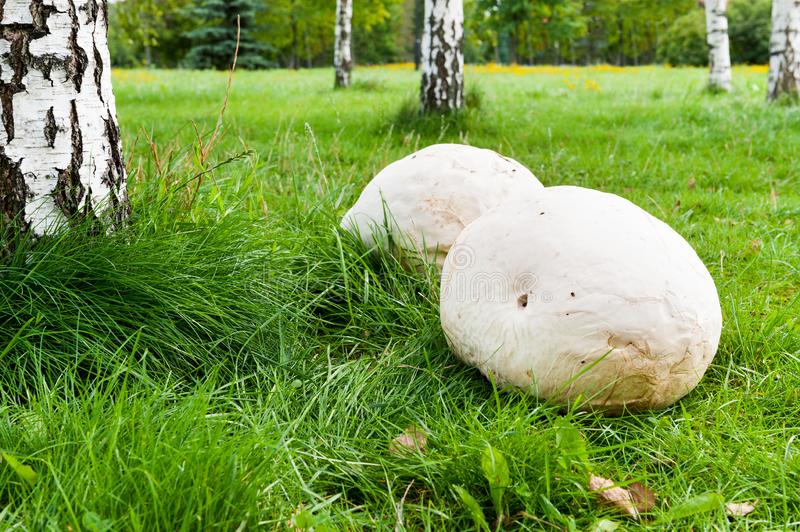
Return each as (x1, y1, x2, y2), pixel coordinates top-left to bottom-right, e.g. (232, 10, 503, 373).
(185, 0, 270, 70)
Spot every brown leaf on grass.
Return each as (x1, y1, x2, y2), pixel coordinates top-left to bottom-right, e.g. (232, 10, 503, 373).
(687, 177, 697, 190)
(725, 500, 757, 517)
(389, 426, 428, 455)
(589, 475, 639, 519)
(627, 480, 657, 513)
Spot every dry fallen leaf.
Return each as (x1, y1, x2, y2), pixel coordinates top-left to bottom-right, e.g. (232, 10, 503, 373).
(589, 475, 638, 519)
(627, 480, 657, 513)
(389, 426, 428, 455)
(687, 177, 697, 190)
(726, 500, 757, 517)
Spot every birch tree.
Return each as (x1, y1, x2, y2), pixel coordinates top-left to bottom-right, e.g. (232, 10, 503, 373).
(767, 0, 800, 100)
(0, 0, 128, 238)
(705, 0, 732, 91)
(420, 0, 464, 112)
(334, 0, 353, 88)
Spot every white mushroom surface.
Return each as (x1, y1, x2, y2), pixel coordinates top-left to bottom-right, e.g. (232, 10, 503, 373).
(440, 186, 722, 412)
(341, 144, 543, 269)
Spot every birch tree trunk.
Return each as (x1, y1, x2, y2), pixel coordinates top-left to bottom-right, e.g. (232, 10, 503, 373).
(767, 0, 800, 100)
(420, 0, 464, 112)
(705, 0, 732, 91)
(334, 0, 352, 88)
(0, 0, 128, 238)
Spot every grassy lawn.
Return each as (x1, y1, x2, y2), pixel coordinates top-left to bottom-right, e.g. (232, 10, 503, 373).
(1, 64, 798, 529)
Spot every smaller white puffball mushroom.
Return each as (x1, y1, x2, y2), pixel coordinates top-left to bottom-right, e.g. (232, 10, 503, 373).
(440, 186, 722, 413)
(341, 144, 543, 269)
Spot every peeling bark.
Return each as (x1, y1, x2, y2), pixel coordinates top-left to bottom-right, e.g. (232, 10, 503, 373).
(768, 0, 800, 100)
(334, 0, 352, 89)
(0, 0, 128, 237)
(420, 0, 464, 112)
(705, 0, 732, 91)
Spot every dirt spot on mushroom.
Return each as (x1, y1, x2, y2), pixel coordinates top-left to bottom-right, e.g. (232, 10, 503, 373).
(517, 294, 528, 308)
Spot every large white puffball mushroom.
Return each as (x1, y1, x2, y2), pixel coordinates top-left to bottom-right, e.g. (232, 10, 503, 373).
(440, 186, 722, 413)
(341, 144, 543, 269)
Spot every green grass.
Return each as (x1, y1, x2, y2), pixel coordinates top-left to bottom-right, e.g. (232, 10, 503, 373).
(0, 65, 798, 530)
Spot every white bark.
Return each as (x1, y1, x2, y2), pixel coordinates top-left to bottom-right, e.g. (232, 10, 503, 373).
(768, 0, 800, 100)
(0, 0, 128, 237)
(420, 0, 464, 112)
(705, 0, 732, 91)
(334, 0, 352, 88)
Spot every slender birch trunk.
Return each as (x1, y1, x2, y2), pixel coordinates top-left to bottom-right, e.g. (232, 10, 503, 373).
(767, 0, 800, 100)
(420, 0, 464, 112)
(705, 0, 732, 91)
(334, 0, 352, 88)
(0, 0, 128, 238)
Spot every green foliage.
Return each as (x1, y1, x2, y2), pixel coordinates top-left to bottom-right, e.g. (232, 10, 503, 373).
(108, 0, 194, 68)
(657, 9, 707, 66)
(0, 452, 37, 486)
(108, 0, 770, 69)
(255, 0, 402, 69)
(481, 445, 511, 521)
(553, 417, 590, 476)
(658, 0, 772, 66)
(660, 493, 725, 523)
(452, 486, 491, 531)
(729, 0, 771, 64)
(474, 0, 588, 64)
(184, 0, 271, 69)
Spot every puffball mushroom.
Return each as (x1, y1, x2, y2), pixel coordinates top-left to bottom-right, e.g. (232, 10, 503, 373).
(440, 186, 722, 413)
(341, 144, 543, 269)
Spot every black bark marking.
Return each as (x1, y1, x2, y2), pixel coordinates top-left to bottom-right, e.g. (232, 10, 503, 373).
(81, 0, 100, 24)
(30, 0, 57, 35)
(102, 110, 130, 224)
(93, 43, 103, 101)
(66, 0, 88, 92)
(0, 146, 31, 231)
(101, 0, 108, 31)
(0, 29, 29, 142)
(44, 106, 56, 147)
(53, 100, 85, 217)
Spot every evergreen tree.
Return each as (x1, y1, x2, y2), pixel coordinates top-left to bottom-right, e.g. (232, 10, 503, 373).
(184, 0, 270, 70)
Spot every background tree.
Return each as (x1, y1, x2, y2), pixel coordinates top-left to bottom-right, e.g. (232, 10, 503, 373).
(705, 0, 732, 91)
(0, 0, 128, 240)
(109, 0, 194, 67)
(185, 0, 270, 70)
(728, 0, 771, 64)
(657, 8, 707, 65)
(659, 0, 771, 66)
(767, 0, 800, 100)
(104, 0, 773, 69)
(420, 0, 465, 112)
(334, 0, 354, 87)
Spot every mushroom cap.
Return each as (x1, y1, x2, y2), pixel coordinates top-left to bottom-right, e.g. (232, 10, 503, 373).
(341, 143, 544, 269)
(440, 186, 722, 413)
